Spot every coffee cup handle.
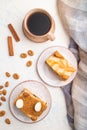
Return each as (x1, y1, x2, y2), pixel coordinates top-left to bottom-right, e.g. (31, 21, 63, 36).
(47, 33, 55, 41)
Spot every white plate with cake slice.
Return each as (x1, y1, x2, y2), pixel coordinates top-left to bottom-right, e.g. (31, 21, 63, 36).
(9, 80, 51, 123)
(36, 46, 77, 87)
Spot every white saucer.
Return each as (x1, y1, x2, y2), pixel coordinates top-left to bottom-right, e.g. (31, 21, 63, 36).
(9, 80, 51, 123)
(36, 46, 77, 87)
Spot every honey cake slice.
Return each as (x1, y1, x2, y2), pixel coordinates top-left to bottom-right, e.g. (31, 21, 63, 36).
(46, 50, 76, 80)
(14, 88, 47, 121)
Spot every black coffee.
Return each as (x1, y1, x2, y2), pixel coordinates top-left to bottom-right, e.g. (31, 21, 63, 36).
(27, 12, 51, 36)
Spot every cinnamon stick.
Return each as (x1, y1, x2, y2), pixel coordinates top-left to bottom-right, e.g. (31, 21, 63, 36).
(7, 36, 14, 56)
(8, 23, 20, 42)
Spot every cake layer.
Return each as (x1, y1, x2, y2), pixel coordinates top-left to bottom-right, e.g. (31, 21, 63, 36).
(46, 50, 76, 80)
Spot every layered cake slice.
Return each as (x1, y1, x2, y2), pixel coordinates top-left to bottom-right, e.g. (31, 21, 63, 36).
(46, 50, 76, 80)
(14, 88, 47, 121)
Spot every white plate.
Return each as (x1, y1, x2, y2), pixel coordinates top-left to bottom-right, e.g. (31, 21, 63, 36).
(9, 80, 51, 123)
(36, 46, 77, 87)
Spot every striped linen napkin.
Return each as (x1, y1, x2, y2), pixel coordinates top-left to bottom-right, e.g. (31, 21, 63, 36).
(62, 39, 79, 130)
(57, 1, 87, 130)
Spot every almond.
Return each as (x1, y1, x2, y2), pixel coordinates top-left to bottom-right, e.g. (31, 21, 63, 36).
(0, 86, 3, 90)
(20, 53, 27, 58)
(34, 102, 42, 112)
(0, 110, 5, 117)
(1, 96, 6, 102)
(5, 72, 11, 77)
(5, 81, 9, 87)
(27, 50, 34, 56)
(16, 99, 24, 108)
(26, 60, 32, 67)
(5, 118, 11, 124)
(2, 89, 7, 95)
(13, 73, 20, 79)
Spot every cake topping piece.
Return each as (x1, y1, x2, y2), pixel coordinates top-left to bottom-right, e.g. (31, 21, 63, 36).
(23, 92, 29, 97)
(16, 99, 24, 108)
(34, 102, 42, 112)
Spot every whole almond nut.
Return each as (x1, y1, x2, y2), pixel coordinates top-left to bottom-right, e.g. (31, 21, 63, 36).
(20, 53, 27, 58)
(26, 60, 32, 67)
(5, 118, 11, 124)
(5, 72, 11, 77)
(0, 110, 5, 117)
(13, 73, 20, 79)
(0, 91, 2, 95)
(1, 96, 6, 102)
(2, 89, 7, 95)
(0, 86, 3, 90)
(5, 81, 9, 87)
(27, 50, 34, 56)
